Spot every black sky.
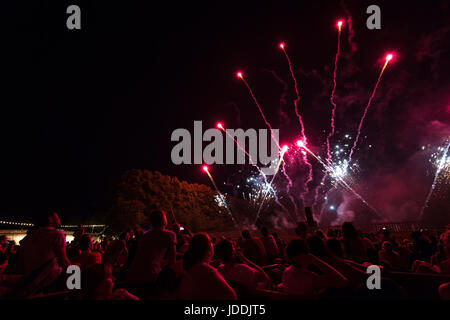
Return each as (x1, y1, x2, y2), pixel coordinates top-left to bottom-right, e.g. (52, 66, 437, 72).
(1, 0, 450, 223)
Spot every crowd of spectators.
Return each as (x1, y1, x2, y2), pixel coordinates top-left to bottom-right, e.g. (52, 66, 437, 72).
(1, 209, 450, 300)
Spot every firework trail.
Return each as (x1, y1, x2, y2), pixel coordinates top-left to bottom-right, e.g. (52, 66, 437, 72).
(265, 69, 299, 214)
(203, 166, 239, 228)
(315, 21, 344, 206)
(326, 20, 343, 162)
(218, 122, 280, 216)
(348, 54, 393, 163)
(279, 43, 314, 197)
(217, 123, 267, 178)
(420, 140, 450, 218)
(254, 146, 289, 224)
(237, 72, 280, 149)
(297, 140, 379, 217)
(236, 71, 297, 224)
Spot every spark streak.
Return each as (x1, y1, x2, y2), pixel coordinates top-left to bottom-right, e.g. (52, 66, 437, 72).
(348, 53, 394, 163)
(279, 43, 313, 197)
(254, 146, 289, 224)
(218, 122, 272, 197)
(217, 123, 260, 170)
(237, 72, 280, 148)
(316, 20, 344, 207)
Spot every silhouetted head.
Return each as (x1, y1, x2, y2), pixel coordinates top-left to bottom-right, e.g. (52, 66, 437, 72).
(150, 210, 167, 229)
(242, 229, 251, 240)
(183, 233, 213, 270)
(79, 234, 93, 251)
(82, 262, 113, 299)
(382, 241, 393, 252)
(260, 226, 269, 237)
(315, 229, 325, 239)
(342, 222, 358, 239)
(33, 210, 61, 228)
(215, 239, 234, 262)
(172, 223, 180, 234)
(287, 239, 308, 266)
(307, 235, 327, 260)
(326, 238, 343, 257)
(295, 221, 308, 237)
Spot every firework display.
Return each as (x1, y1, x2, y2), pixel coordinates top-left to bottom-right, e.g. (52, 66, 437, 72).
(195, 16, 448, 228)
(227, 21, 392, 225)
(421, 140, 450, 217)
(202, 165, 238, 227)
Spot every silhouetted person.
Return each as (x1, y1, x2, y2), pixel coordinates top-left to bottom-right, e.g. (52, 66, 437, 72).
(19, 210, 70, 276)
(215, 239, 271, 290)
(341, 222, 367, 263)
(177, 233, 237, 300)
(260, 227, 279, 263)
(127, 210, 176, 285)
(241, 229, 268, 266)
(71, 234, 102, 270)
(280, 239, 348, 297)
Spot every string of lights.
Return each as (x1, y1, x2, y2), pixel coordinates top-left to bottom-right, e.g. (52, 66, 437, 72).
(0, 220, 105, 228)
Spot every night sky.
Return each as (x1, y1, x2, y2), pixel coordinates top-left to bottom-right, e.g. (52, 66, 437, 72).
(2, 1, 450, 224)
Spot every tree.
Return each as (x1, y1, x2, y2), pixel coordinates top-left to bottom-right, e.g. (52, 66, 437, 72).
(107, 170, 235, 234)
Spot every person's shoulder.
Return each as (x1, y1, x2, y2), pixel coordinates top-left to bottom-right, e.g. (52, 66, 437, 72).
(163, 229, 177, 241)
(112, 288, 139, 300)
(233, 263, 256, 274)
(46, 227, 66, 240)
(163, 229, 176, 236)
(197, 262, 221, 276)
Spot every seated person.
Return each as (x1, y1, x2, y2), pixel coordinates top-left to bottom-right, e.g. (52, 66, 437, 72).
(240, 229, 268, 266)
(215, 239, 271, 291)
(260, 227, 280, 263)
(177, 233, 237, 300)
(71, 234, 102, 270)
(279, 239, 348, 297)
(378, 241, 402, 271)
(79, 263, 138, 300)
(19, 211, 70, 278)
